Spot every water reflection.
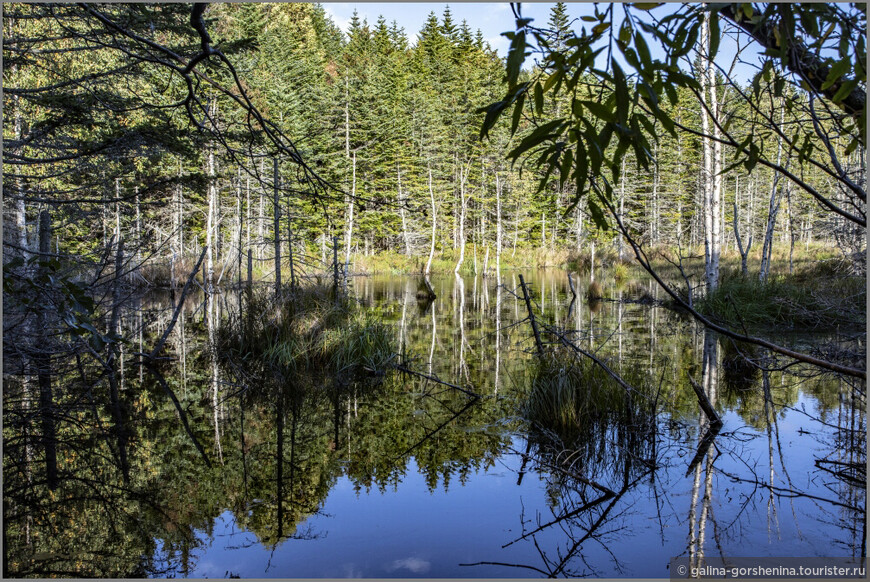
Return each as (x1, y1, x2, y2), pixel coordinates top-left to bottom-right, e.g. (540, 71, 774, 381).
(3, 270, 864, 577)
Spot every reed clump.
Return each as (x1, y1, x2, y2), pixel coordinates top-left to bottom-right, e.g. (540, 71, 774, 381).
(522, 352, 657, 480)
(586, 281, 604, 301)
(216, 285, 395, 396)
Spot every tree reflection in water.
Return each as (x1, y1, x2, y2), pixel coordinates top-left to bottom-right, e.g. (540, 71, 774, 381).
(3, 272, 865, 577)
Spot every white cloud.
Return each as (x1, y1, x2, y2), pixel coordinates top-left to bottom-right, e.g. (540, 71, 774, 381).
(323, 5, 351, 35)
(387, 557, 431, 574)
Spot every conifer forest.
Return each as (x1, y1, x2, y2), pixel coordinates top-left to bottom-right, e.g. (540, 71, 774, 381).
(2, 2, 866, 578)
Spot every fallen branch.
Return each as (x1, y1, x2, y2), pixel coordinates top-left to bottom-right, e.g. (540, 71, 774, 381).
(688, 375, 723, 427)
(393, 364, 480, 399)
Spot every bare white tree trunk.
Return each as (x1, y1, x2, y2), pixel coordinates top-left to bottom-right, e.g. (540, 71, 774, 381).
(496, 172, 503, 285)
(344, 73, 351, 158)
(245, 177, 251, 254)
(425, 164, 437, 276)
(12, 91, 28, 255)
(651, 139, 660, 245)
(344, 151, 356, 276)
(257, 158, 265, 261)
(618, 157, 626, 259)
(454, 165, 468, 274)
(115, 178, 121, 239)
(760, 101, 787, 283)
(701, 13, 722, 293)
(134, 187, 142, 268)
(206, 147, 216, 291)
(398, 165, 411, 255)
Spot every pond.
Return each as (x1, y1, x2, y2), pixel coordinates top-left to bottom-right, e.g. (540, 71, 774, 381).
(3, 270, 865, 578)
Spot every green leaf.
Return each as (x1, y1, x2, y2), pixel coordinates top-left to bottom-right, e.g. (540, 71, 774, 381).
(542, 69, 562, 93)
(592, 22, 611, 35)
(479, 101, 507, 139)
(581, 99, 615, 123)
(635, 30, 652, 68)
(708, 11, 720, 59)
(507, 118, 565, 161)
(618, 20, 632, 46)
(622, 46, 640, 70)
(822, 58, 852, 91)
(559, 149, 574, 191)
(612, 60, 629, 124)
(587, 198, 609, 230)
(534, 82, 544, 115)
(832, 78, 858, 103)
(506, 29, 527, 88)
(799, 9, 819, 38)
(511, 90, 526, 136)
(3, 257, 25, 271)
(633, 3, 663, 10)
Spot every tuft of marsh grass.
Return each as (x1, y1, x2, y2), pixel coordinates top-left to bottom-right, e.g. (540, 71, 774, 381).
(215, 285, 395, 398)
(698, 267, 865, 331)
(522, 351, 657, 480)
(586, 281, 604, 301)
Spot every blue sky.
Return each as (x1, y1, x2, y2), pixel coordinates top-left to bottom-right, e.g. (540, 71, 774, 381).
(320, 3, 760, 81)
(320, 2, 596, 56)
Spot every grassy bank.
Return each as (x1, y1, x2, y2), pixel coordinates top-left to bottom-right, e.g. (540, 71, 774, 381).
(697, 259, 865, 331)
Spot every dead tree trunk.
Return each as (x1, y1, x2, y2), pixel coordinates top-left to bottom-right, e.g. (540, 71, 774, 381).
(273, 158, 281, 297)
(518, 274, 544, 357)
(36, 210, 57, 490)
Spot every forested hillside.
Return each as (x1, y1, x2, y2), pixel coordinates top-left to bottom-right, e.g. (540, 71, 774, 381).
(5, 3, 863, 285)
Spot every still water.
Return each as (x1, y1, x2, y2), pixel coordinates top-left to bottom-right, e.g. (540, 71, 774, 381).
(4, 270, 865, 577)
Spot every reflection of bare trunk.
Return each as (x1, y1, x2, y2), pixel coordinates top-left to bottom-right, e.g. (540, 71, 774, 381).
(428, 296, 436, 376)
(702, 330, 719, 414)
(208, 291, 223, 463)
(456, 275, 469, 382)
(689, 329, 720, 565)
(107, 240, 129, 483)
(688, 450, 702, 568)
(762, 370, 780, 534)
(400, 279, 409, 354)
(276, 390, 284, 539)
(495, 283, 501, 394)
